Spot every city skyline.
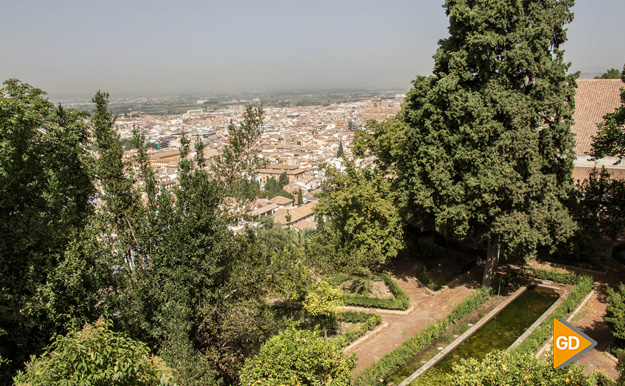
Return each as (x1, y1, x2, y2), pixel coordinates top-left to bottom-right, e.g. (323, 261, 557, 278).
(1, 0, 624, 97)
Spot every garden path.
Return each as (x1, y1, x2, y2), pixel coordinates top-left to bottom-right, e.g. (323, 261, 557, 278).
(346, 259, 481, 376)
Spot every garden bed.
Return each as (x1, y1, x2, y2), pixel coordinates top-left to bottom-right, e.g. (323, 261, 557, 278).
(328, 273, 410, 311)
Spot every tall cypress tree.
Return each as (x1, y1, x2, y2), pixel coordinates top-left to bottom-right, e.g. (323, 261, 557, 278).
(400, 0, 577, 286)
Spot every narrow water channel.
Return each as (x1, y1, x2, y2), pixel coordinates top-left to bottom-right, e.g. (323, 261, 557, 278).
(384, 287, 559, 386)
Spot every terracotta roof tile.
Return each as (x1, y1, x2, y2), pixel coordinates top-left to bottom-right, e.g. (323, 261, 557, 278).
(269, 196, 293, 205)
(572, 79, 624, 155)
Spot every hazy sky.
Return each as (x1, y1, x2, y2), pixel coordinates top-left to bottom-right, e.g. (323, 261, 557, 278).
(1, 0, 623, 96)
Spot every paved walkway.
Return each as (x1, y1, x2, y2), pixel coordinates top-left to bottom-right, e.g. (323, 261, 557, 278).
(346, 261, 481, 376)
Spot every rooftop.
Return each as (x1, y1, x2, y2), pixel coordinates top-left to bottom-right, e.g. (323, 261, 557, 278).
(572, 79, 624, 155)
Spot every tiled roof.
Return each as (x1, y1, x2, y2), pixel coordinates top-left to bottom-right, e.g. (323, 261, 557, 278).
(273, 202, 316, 225)
(269, 196, 293, 205)
(292, 220, 317, 230)
(249, 203, 278, 217)
(572, 79, 624, 155)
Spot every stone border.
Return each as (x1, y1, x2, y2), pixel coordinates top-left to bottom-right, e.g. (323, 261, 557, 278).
(341, 303, 415, 316)
(344, 322, 390, 353)
(507, 289, 569, 350)
(397, 286, 529, 386)
(535, 289, 596, 359)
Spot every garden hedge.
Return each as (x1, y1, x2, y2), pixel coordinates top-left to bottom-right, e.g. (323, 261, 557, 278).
(329, 273, 410, 310)
(336, 311, 383, 347)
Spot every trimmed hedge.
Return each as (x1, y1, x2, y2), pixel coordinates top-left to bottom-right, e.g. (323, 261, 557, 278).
(336, 312, 383, 347)
(527, 267, 580, 285)
(510, 274, 594, 355)
(354, 287, 490, 386)
(329, 273, 410, 311)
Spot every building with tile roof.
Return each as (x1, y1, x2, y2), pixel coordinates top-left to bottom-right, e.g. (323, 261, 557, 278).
(273, 202, 316, 226)
(268, 196, 294, 207)
(571, 79, 625, 181)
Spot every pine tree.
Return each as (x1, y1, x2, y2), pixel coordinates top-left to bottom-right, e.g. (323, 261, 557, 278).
(400, 0, 577, 287)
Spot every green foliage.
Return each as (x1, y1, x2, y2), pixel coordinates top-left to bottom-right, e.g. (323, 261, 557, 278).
(263, 176, 280, 193)
(416, 267, 441, 291)
(591, 65, 625, 161)
(336, 140, 344, 158)
(90, 97, 284, 384)
(337, 311, 379, 324)
(353, 118, 407, 174)
(355, 287, 490, 385)
(314, 159, 404, 268)
(587, 370, 617, 386)
(448, 350, 589, 385)
(348, 276, 373, 295)
(263, 176, 294, 200)
(120, 137, 134, 149)
(617, 349, 625, 386)
(397, 0, 578, 284)
(278, 171, 289, 188)
(527, 267, 581, 285)
(298, 188, 304, 206)
(606, 284, 625, 340)
(336, 312, 382, 347)
(595, 68, 623, 79)
(13, 318, 174, 386)
(211, 106, 267, 200)
(447, 287, 491, 324)
(0, 79, 98, 382)
(239, 328, 354, 386)
(328, 273, 410, 310)
(304, 281, 344, 319)
(511, 275, 594, 354)
(570, 168, 625, 254)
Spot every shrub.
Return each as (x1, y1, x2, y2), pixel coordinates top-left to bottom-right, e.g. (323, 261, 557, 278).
(329, 273, 411, 310)
(336, 312, 382, 347)
(239, 328, 354, 386)
(448, 350, 589, 385)
(416, 267, 441, 291)
(13, 317, 174, 386)
(587, 370, 617, 386)
(527, 267, 580, 285)
(605, 284, 625, 340)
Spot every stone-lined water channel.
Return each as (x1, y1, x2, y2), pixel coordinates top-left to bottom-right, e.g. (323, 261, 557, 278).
(384, 286, 560, 385)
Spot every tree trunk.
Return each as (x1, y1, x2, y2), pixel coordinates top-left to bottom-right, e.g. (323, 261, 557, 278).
(482, 237, 500, 288)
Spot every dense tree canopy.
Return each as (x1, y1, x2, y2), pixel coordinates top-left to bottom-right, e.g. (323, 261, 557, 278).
(398, 0, 578, 286)
(89, 95, 288, 385)
(314, 160, 404, 269)
(0, 80, 99, 381)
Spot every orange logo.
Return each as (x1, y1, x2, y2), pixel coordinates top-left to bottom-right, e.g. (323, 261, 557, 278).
(553, 318, 597, 368)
